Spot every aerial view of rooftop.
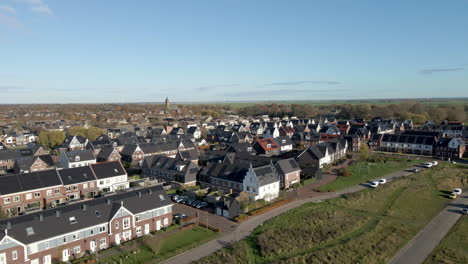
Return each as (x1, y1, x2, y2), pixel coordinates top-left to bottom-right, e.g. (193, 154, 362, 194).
(1, 1, 467, 264)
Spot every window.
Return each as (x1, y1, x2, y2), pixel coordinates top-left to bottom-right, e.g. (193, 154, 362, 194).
(159, 194, 165, 201)
(163, 218, 169, 225)
(13, 196, 20, 202)
(90, 229, 94, 235)
(65, 186, 71, 192)
(99, 226, 106, 233)
(136, 215, 141, 222)
(46, 190, 52, 196)
(73, 246, 81, 254)
(83, 183, 88, 189)
(100, 237, 106, 245)
(34, 192, 41, 198)
(12, 250, 18, 260)
(73, 185, 78, 190)
(26, 193, 32, 200)
(95, 210, 101, 217)
(4, 198, 11, 204)
(136, 226, 142, 235)
(115, 221, 119, 229)
(73, 233, 80, 240)
(99, 180, 104, 185)
(90, 182, 94, 187)
(123, 218, 130, 229)
(55, 188, 61, 194)
(123, 230, 131, 239)
(63, 236, 67, 243)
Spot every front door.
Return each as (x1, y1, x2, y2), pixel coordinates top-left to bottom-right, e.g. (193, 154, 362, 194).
(115, 233, 121, 245)
(62, 249, 70, 262)
(156, 220, 161, 231)
(90, 240, 96, 252)
(144, 224, 150, 235)
(0, 253, 6, 264)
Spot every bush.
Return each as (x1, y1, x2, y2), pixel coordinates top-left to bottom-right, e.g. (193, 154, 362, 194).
(198, 222, 220, 232)
(234, 214, 249, 223)
(339, 167, 351, 177)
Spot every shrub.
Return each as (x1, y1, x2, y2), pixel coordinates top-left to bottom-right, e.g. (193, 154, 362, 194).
(234, 214, 249, 223)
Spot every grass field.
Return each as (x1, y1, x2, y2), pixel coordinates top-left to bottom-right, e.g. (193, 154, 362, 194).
(196, 163, 468, 264)
(424, 216, 468, 264)
(73, 226, 218, 264)
(318, 158, 420, 192)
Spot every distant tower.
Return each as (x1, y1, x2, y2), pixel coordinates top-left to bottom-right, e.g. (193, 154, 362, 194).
(165, 97, 170, 109)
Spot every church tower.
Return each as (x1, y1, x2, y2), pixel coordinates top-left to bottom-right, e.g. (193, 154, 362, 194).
(165, 97, 170, 109)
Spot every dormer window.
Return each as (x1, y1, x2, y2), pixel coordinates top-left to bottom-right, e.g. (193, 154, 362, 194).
(267, 144, 271, 148)
(75, 156, 80, 162)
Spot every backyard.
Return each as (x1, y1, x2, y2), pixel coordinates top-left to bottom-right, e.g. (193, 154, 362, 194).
(72, 226, 218, 264)
(196, 163, 468, 264)
(318, 157, 420, 192)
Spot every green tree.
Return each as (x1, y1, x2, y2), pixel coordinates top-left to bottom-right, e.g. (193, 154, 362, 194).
(38, 131, 65, 148)
(359, 144, 370, 161)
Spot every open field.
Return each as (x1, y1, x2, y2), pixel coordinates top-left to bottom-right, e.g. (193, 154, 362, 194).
(72, 226, 218, 264)
(182, 98, 468, 109)
(318, 158, 421, 192)
(196, 164, 468, 264)
(423, 216, 468, 264)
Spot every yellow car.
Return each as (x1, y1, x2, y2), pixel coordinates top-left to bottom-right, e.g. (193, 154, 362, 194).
(449, 193, 458, 199)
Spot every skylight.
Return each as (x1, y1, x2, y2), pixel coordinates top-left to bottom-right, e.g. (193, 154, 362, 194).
(26, 227, 35, 236)
(159, 194, 165, 201)
(95, 210, 101, 217)
(69, 216, 78, 224)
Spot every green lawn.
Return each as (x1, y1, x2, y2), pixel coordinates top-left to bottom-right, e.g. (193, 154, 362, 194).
(196, 164, 468, 264)
(424, 216, 468, 264)
(73, 226, 218, 264)
(318, 158, 420, 192)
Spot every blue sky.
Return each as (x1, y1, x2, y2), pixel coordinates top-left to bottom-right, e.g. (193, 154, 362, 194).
(0, 0, 467, 104)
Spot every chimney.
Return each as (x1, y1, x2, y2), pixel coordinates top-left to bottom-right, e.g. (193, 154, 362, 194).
(137, 191, 142, 198)
(82, 204, 87, 211)
(55, 210, 60, 218)
(39, 214, 43, 222)
(106, 199, 111, 205)
(6, 221, 11, 230)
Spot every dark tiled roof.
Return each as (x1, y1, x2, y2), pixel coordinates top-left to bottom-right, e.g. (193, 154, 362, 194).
(0, 170, 62, 196)
(0, 185, 171, 244)
(63, 149, 96, 163)
(90, 161, 126, 179)
(58, 166, 97, 185)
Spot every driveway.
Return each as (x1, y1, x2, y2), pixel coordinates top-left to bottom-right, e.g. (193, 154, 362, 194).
(388, 194, 468, 264)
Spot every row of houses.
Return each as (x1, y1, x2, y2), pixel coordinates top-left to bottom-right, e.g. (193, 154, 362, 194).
(0, 185, 172, 264)
(0, 161, 128, 217)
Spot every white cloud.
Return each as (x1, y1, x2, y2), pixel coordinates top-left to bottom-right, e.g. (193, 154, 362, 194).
(30, 4, 52, 15)
(0, 5, 16, 14)
(13, 0, 53, 16)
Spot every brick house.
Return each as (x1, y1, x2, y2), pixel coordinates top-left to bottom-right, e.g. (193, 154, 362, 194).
(435, 137, 466, 159)
(252, 138, 280, 156)
(13, 155, 55, 174)
(0, 185, 172, 263)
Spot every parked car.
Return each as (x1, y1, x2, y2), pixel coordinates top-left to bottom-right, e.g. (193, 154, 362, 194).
(411, 168, 421, 173)
(192, 200, 202, 207)
(369, 181, 379, 188)
(378, 179, 387, 184)
(187, 198, 196, 205)
(453, 188, 462, 195)
(422, 162, 433, 168)
(172, 195, 180, 201)
(196, 202, 208, 209)
(431, 161, 438, 166)
(449, 193, 458, 199)
(462, 208, 468, 215)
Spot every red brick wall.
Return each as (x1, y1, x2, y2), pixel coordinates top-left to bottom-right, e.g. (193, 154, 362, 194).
(0, 244, 25, 264)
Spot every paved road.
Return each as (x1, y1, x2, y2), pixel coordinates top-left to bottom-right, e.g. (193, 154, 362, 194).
(162, 166, 418, 264)
(389, 194, 468, 264)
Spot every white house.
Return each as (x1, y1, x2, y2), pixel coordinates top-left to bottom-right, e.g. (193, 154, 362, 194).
(91, 161, 129, 193)
(243, 164, 280, 202)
